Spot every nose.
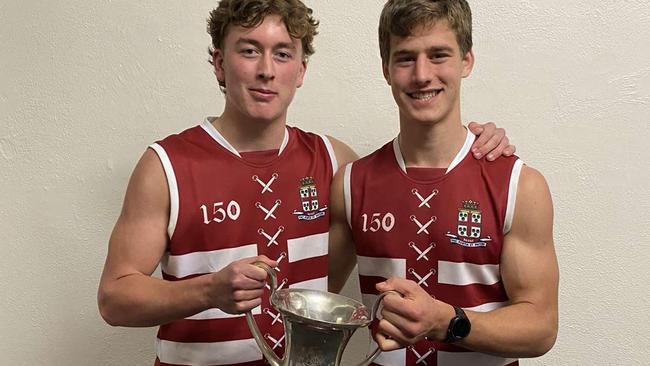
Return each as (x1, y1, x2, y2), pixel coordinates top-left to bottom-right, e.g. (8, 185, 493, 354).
(257, 52, 275, 81)
(413, 56, 432, 87)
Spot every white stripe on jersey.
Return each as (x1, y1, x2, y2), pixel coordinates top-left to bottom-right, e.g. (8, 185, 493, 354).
(317, 134, 338, 175)
(149, 143, 179, 239)
(392, 127, 474, 174)
(287, 232, 328, 263)
(357, 256, 407, 279)
(343, 163, 353, 228)
(289, 276, 328, 291)
(201, 119, 289, 157)
(201, 119, 242, 157)
(162, 244, 258, 278)
(156, 338, 262, 365)
(446, 128, 475, 174)
(438, 261, 501, 286)
(186, 305, 261, 320)
(466, 301, 508, 313)
(437, 351, 516, 366)
(504, 159, 524, 234)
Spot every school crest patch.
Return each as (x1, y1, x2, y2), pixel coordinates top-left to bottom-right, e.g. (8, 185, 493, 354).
(445, 200, 492, 247)
(292, 176, 327, 221)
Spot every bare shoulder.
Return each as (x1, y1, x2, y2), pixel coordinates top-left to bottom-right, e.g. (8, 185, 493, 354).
(325, 135, 359, 170)
(517, 165, 552, 205)
(510, 164, 554, 246)
(122, 148, 169, 215)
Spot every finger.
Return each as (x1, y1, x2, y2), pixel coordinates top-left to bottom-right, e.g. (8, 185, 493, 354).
(233, 298, 262, 314)
(375, 331, 402, 352)
(378, 277, 419, 298)
(474, 131, 503, 159)
(467, 121, 483, 134)
(377, 318, 412, 346)
(232, 288, 264, 302)
(486, 136, 511, 161)
(470, 122, 496, 151)
(232, 275, 267, 290)
(503, 144, 516, 156)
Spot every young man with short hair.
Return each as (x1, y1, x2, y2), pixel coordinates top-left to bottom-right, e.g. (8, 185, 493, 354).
(329, 1, 559, 365)
(98, 1, 513, 365)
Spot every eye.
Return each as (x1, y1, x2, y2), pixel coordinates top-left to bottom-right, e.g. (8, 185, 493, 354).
(275, 51, 293, 61)
(394, 56, 415, 65)
(431, 53, 450, 62)
(240, 48, 259, 57)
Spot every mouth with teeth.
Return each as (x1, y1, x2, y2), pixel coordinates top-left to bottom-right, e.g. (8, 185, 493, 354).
(408, 89, 443, 100)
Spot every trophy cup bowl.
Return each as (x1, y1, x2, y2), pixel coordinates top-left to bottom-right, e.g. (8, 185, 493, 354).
(246, 262, 394, 366)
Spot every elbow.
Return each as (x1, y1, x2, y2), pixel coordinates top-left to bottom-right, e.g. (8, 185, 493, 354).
(525, 321, 558, 357)
(537, 324, 558, 356)
(97, 285, 123, 327)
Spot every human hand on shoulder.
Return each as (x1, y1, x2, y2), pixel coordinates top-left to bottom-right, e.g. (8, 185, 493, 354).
(468, 121, 516, 161)
(374, 278, 455, 351)
(207, 255, 278, 314)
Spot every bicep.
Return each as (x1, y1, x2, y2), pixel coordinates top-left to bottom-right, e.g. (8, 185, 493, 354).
(101, 149, 170, 282)
(501, 166, 558, 308)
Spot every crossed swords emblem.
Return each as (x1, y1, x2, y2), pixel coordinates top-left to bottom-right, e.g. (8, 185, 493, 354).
(252, 173, 278, 194)
(410, 215, 437, 235)
(411, 188, 439, 208)
(255, 200, 282, 220)
(408, 242, 435, 261)
(263, 308, 283, 325)
(258, 226, 285, 247)
(408, 346, 435, 365)
(264, 333, 285, 350)
(408, 268, 436, 287)
(265, 278, 288, 291)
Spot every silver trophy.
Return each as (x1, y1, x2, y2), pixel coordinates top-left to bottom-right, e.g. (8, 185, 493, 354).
(246, 262, 394, 366)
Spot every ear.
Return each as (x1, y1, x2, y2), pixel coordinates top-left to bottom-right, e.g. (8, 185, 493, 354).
(382, 61, 392, 86)
(296, 60, 307, 88)
(213, 48, 226, 84)
(461, 49, 475, 78)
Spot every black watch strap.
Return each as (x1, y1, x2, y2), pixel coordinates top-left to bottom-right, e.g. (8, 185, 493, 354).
(444, 306, 471, 343)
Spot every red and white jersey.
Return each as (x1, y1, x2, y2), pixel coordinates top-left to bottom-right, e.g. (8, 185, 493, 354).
(149, 119, 337, 366)
(345, 130, 524, 366)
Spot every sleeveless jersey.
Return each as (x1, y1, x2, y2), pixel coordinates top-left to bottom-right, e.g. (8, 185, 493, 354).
(345, 131, 524, 366)
(149, 119, 337, 366)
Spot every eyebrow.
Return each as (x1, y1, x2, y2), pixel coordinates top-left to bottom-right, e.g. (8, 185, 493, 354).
(236, 38, 297, 50)
(392, 45, 454, 58)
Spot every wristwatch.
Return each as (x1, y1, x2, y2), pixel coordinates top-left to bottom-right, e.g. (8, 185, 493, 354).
(444, 306, 471, 343)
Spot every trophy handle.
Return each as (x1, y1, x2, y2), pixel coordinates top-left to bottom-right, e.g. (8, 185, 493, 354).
(245, 261, 282, 366)
(354, 290, 402, 366)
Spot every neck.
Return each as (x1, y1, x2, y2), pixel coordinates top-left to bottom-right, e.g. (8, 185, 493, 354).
(398, 111, 466, 169)
(214, 105, 287, 152)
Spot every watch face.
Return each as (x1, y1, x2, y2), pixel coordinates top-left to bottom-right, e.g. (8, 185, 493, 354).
(452, 318, 471, 338)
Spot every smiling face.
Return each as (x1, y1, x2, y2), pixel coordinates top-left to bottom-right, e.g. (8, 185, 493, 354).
(213, 15, 307, 124)
(383, 20, 474, 127)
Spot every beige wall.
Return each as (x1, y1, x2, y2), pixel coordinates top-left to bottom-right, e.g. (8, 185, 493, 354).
(1, 0, 649, 364)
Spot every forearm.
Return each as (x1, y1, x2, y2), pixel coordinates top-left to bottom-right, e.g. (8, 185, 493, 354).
(98, 273, 212, 327)
(460, 302, 557, 358)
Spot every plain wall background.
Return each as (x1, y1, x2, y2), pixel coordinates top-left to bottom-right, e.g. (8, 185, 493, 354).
(2, 0, 649, 364)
